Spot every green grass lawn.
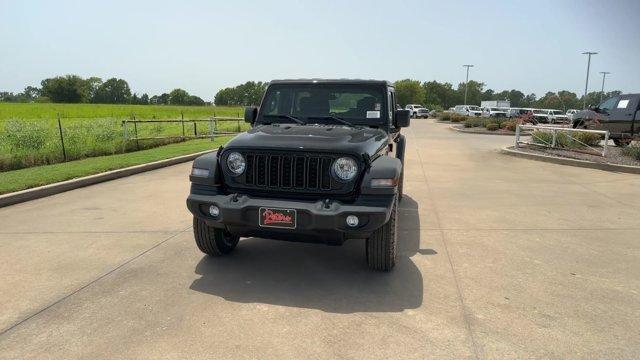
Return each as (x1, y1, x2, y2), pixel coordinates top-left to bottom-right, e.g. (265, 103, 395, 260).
(0, 103, 247, 171)
(0, 137, 230, 195)
(0, 103, 243, 120)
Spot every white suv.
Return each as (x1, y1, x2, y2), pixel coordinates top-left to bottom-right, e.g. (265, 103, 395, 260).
(454, 105, 482, 117)
(481, 107, 508, 118)
(405, 104, 430, 118)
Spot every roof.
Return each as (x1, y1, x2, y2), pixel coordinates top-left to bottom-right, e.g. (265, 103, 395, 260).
(269, 78, 392, 86)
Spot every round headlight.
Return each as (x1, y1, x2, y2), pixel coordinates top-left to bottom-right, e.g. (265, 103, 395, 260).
(332, 157, 358, 181)
(226, 152, 246, 175)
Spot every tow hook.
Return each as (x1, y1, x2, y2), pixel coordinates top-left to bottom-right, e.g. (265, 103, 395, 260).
(323, 198, 332, 209)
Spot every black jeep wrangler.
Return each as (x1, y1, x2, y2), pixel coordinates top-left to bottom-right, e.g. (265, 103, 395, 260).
(186, 79, 410, 271)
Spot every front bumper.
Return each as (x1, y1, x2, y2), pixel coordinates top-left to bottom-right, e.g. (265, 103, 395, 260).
(187, 192, 394, 245)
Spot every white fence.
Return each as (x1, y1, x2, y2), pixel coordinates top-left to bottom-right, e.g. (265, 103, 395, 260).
(515, 124, 610, 157)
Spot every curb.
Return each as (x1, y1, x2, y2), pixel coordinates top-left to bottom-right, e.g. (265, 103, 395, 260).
(500, 146, 640, 174)
(0, 150, 214, 208)
(449, 125, 527, 136)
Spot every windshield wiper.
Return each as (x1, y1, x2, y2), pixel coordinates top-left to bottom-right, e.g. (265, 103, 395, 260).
(307, 115, 356, 127)
(262, 114, 306, 125)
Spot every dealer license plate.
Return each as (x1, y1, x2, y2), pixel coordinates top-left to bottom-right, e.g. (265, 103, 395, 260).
(259, 207, 297, 229)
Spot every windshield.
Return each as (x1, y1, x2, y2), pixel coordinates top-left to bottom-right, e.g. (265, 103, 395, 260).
(468, 106, 480, 111)
(552, 110, 564, 115)
(491, 108, 502, 111)
(533, 109, 545, 114)
(413, 105, 423, 108)
(258, 84, 387, 126)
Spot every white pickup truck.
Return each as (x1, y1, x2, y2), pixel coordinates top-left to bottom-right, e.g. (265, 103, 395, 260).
(405, 104, 430, 118)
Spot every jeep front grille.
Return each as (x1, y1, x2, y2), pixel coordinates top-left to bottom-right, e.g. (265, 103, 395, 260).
(245, 153, 332, 190)
(225, 151, 356, 195)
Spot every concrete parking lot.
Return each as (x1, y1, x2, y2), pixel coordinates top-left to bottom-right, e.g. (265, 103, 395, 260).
(1, 119, 639, 359)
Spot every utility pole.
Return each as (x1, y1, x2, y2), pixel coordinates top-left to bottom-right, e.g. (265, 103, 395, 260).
(599, 71, 611, 102)
(582, 51, 597, 109)
(463, 64, 474, 105)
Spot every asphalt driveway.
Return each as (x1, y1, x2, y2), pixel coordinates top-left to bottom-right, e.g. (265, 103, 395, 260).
(1, 119, 639, 359)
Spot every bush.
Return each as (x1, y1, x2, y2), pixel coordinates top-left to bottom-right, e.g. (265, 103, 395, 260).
(439, 112, 451, 121)
(531, 130, 554, 145)
(450, 114, 467, 123)
(501, 120, 516, 131)
(571, 132, 601, 147)
(464, 118, 482, 128)
(485, 123, 499, 131)
(621, 144, 640, 160)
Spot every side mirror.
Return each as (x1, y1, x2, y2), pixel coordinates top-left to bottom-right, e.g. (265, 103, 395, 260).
(244, 106, 258, 124)
(394, 109, 411, 128)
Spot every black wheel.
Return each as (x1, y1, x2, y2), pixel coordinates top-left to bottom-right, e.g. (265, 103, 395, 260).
(613, 139, 631, 147)
(366, 196, 397, 271)
(193, 217, 239, 256)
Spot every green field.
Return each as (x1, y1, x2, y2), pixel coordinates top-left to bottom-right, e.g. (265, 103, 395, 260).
(0, 137, 230, 195)
(0, 103, 243, 120)
(0, 103, 247, 172)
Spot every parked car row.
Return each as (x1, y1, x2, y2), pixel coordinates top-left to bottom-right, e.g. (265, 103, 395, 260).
(452, 105, 576, 124)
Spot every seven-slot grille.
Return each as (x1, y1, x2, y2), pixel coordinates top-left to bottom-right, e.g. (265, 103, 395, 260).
(241, 153, 336, 191)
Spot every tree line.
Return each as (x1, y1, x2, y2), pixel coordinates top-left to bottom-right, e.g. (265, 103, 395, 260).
(211, 79, 622, 111)
(394, 79, 621, 111)
(0, 75, 207, 106)
(3, 76, 622, 111)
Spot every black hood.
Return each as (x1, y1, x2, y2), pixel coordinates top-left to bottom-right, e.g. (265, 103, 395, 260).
(223, 124, 388, 157)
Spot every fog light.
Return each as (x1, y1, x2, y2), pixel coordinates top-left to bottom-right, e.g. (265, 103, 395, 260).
(208, 205, 220, 217)
(346, 215, 359, 227)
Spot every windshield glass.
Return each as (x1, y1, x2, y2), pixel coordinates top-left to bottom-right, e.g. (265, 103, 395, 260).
(491, 108, 502, 111)
(258, 84, 386, 125)
(533, 109, 545, 114)
(468, 106, 480, 111)
(552, 110, 563, 115)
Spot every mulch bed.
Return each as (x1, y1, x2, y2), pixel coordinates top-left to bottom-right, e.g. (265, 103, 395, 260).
(517, 144, 640, 167)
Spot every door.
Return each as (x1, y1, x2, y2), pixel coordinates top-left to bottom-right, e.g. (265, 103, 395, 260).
(606, 95, 639, 135)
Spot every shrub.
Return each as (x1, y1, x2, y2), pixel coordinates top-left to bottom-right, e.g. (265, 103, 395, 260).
(531, 130, 553, 145)
(464, 118, 482, 128)
(450, 114, 467, 123)
(622, 144, 640, 160)
(571, 132, 601, 147)
(485, 123, 499, 131)
(501, 120, 516, 131)
(439, 112, 451, 121)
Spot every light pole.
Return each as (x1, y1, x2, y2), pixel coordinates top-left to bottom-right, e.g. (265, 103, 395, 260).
(582, 51, 597, 109)
(463, 64, 474, 105)
(599, 71, 611, 102)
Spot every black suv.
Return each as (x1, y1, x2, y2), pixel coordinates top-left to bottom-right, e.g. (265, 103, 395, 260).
(186, 79, 410, 271)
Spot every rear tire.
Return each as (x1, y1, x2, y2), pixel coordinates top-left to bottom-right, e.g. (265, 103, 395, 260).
(193, 217, 239, 256)
(366, 196, 397, 271)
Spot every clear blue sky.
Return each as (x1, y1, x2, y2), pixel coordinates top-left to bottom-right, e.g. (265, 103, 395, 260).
(1, 0, 639, 100)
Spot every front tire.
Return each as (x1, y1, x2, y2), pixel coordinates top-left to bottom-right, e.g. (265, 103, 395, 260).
(193, 217, 239, 256)
(366, 196, 397, 271)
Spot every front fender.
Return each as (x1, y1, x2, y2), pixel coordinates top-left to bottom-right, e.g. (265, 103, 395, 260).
(360, 155, 402, 195)
(190, 151, 222, 186)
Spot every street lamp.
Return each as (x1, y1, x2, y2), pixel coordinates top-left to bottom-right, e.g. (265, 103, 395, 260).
(599, 71, 611, 102)
(463, 64, 474, 105)
(582, 51, 597, 109)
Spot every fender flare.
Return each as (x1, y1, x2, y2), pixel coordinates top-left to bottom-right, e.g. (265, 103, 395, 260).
(190, 151, 222, 186)
(360, 155, 402, 195)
